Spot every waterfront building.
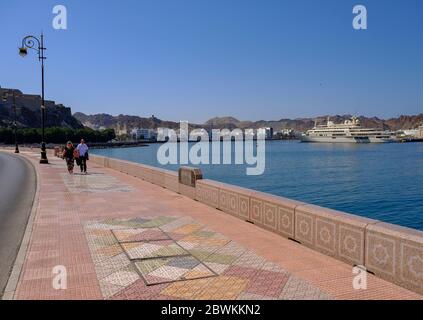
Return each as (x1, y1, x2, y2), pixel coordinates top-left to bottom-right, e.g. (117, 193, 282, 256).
(264, 127, 274, 140)
(115, 123, 128, 136)
(130, 128, 157, 141)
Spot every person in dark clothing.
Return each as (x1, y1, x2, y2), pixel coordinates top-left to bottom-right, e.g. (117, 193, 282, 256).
(76, 139, 89, 174)
(62, 141, 75, 174)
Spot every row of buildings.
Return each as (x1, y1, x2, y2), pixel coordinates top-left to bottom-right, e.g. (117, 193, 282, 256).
(397, 125, 423, 141)
(118, 125, 296, 142)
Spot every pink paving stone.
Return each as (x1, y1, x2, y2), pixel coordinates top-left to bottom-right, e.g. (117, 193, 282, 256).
(110, 279, 169, 300)
(9, 151, 423, 300)
(222, 265, 261, 280)
(244, 270, 291, 298)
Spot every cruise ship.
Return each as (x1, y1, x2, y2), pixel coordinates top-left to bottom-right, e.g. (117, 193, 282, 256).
(301, 117, 396, 143)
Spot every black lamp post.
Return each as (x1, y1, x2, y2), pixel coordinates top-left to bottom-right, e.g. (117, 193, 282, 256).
(19, 33, 48, 164)
(2, 90, 20, 153)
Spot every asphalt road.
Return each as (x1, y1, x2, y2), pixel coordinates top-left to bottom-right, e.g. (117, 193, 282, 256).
(0, 152, 36, 297)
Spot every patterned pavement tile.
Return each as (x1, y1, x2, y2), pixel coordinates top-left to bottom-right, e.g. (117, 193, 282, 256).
(121, 240, 189, 260)
(61, 173, 133, 193)
(99, 281, 125, 299)
(171, 223, 204, 235)
(110, 279, 169, 300)
(135, 256, 216, 285)
(102, 270, 140, 287)
(93, 252, 132, 280)
(279, 276, 333, 300)
(237, 292, 277, 300)
(216, 241, 247, 257)
(203, 262, 231, 275)
(89, 235, 119, 249)
(160, 278, 213, 299)
(160, 217, 197, 232)
(202, 252, 241, 265)
(137, 217, 177, 228)
(244, 269, 290, 298)
(233, 251, 267, 269)
(223, 265, 261, 280)
(112, 228, 169, 242)
(195, 276, 249, 300)
(94, 243, 124, 261)
(100, 218, 148, 229)
(261, 261, 289, 273)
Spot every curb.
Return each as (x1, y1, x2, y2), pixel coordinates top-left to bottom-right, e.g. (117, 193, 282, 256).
(1, 153, 40, 300)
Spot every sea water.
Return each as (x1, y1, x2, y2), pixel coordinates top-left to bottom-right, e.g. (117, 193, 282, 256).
(91, 141, 423, 231)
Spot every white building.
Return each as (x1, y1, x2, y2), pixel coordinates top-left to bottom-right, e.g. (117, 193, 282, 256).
(130, 128, 157, 141)
(264, 127, 274, 139)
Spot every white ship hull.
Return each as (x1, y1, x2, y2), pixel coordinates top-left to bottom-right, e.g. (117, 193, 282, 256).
(301, 135, 396, 143)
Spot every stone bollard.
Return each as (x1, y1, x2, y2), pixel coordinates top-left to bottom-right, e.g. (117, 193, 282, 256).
(178, 166, 203, 199)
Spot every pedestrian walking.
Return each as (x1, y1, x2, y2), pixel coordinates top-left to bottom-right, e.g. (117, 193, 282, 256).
(62, 141, 75, 174)
(76, 139, 89, 174)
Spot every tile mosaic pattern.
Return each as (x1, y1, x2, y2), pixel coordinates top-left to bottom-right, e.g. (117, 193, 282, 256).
(121, 240, 189, 260)
(84, 216, 334, 300)
(112, 228, 170, 242)
(135, 256, 216, 285)
(61, 173, 133, 193)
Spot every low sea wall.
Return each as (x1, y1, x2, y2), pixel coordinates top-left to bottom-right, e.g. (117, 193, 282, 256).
(79, 154, 423, 294)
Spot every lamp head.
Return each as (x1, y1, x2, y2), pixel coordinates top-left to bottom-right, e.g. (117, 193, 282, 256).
(19, 47, 28, 57)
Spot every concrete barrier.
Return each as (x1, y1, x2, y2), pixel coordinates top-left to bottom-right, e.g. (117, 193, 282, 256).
(164, 171, 179, 193)
(365, 222, 423, 294)
(86, 154, 423, 295)
(294, 204, 378, 266)
(196, 179, 221, 209)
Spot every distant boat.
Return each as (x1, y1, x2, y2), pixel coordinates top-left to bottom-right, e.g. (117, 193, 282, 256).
(301, 117, 396, 143)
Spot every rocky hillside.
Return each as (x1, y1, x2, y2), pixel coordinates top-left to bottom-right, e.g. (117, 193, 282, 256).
(74, 113, 202, 131)
(74, 112, 423, 133)
(0, 87, 83, 129)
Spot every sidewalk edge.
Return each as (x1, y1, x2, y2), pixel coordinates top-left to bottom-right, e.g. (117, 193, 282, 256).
(1, 154, 40, 300)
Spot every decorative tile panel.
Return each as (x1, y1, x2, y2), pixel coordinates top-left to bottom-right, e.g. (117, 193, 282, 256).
(219, 189, 239, 216)
(366, 233, 396, 277)
(277, 207, 295, 238)
(295, 212, 314, 246)
(339, 225, 364, 265)
(263, 202, 277, 230)
(250, 198, 263, 224)
(315, 218, 336, 254)
(196, 183, 219, 208)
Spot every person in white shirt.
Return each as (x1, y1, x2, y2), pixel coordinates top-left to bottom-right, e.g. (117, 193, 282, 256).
(76, 139, 89, 174)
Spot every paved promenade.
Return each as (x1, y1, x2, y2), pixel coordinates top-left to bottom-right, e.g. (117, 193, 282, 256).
(3, 150, 422, 300)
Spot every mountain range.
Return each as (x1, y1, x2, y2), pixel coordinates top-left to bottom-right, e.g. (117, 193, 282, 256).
(74, 112, 423, 133)
(1, 86, 421, 132)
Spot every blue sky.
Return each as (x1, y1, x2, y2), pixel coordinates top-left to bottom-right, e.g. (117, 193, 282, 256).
(1, 0, 422, 123)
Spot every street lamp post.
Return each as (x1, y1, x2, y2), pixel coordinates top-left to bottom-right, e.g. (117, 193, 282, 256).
(2, 90, 20, 153)
(19, 33, 48, 164)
